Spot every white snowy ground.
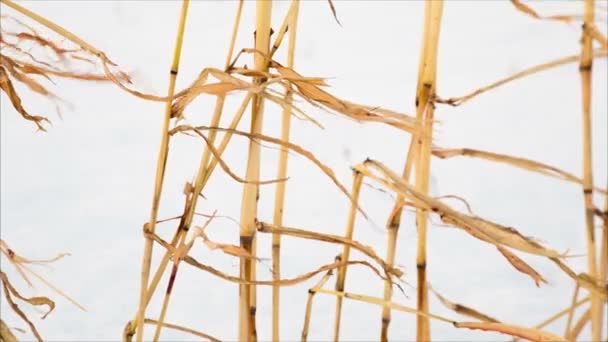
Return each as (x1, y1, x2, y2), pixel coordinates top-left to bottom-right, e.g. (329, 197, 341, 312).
(1, 1, 607, 341)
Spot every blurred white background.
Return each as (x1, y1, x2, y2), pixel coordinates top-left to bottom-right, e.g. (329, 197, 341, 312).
(1, 1, 606, 341)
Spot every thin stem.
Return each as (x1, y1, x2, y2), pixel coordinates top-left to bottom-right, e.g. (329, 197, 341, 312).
(579, 1, 600, 341)
(598, 185, 608, 340)
(332, 171, 364, 342)
(125, 4, 247, 337)
(238, 2, 272, 340)
(135, 2, 189, 341)
(301, 262, 335, 342)
(381, 103, 418, 342)
(564, 284, 580, 340)
(316, 288, 455, 325)
(152, 264, 179, 341)
(272, 1, 300, 341)
(413, 2, 443, 341)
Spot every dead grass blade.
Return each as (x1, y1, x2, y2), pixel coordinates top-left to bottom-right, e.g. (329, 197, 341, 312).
(453, 322, 567, 342)
(170, 125, 365, 218)
(0, 319, 18, 342)
(0, 272, 54, 319)
(433, 147, 607, 194)
(314, 288, 455, 324)
(326, 0, 341, 26)
(429, 286, 500, 323)
(0, 240, 85, 311)
(550, 257, 608, 300)
(145, 227, 387, 287)
(570, 308, 591, 341)
(496, 245, 547, 287)
(434, 49, 608, 106)
(356, 160, 564, 258)
(0, 65, 49, 131)
(145, 319, 220, 342)
(510, 0, 578, 23)
(256, 221, 404, 279)
(270, 59, 419, 134)
(0, 271, 45, 342)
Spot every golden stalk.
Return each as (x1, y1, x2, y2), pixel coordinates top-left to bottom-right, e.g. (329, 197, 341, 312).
(564, 284, 580, 340)
(578, 1, 601, 341)
(125, 4, 245, 338)
(238, 2, 272, 340)
(333, 171, 364, 342)
(413, 1, 443, 341)
(271, 1, 300, 341)
(533, 297, 589, 332)
(381, 106, 419, 342)
(302, 260, 336, 342)
(598, 187, 608, 340)
(316, 288, 454, 325)
(135, 2, 189, 341)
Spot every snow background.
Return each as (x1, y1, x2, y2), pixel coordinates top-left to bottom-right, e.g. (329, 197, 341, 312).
(1, 1, 607, 341)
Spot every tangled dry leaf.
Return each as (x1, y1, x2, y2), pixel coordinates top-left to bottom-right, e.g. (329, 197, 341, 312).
(356, 160, 564, 258)
(429, 286, 500, 323)
(454, 321, 567, 342)
(432, 147, 607, 194)
(496, 245, 547, 287)
(510, 0, 578, 23)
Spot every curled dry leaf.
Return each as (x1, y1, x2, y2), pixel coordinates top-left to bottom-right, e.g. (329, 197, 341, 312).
(454, 322, 567, 342)
(0, 65, 49, 131)
(146, 227, 388, 287)
(434, 49, 608, 106)
(356, 160, 563, 258)
(0, 271, 46, 342)
(496, 245, 547, 287)
(550, 257, 608, 300)
(326, 0, 341, 26)
(173, 125, 288, 186)
(170, 125, 365, 218)
(510, 0, 578, 23)
(256, 221, 404, 279)
(432, 147, 607, 194)
(429, 286, 500, 323)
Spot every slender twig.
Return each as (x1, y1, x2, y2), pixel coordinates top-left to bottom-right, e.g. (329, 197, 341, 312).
(564, 285, 580, 340)
(332, 171, 363, 342)
(413, 2, 444, 341)
(238, 2, 272, 340)
(301, 257, 337, 342)
(134, 2, 189, 341)
(271, 2, 300, 341)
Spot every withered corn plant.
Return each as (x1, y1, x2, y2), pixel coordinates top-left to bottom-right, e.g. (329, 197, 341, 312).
(1, 0, 606, 341)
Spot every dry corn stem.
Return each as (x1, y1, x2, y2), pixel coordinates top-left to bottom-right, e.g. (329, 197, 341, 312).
(579, 1, 601, 341)
(134, 2, 190, 341)
(271, 2, 300, 341)
(237, 2, 272, 340)
(412, 2, 443, 340)
(332, 172, 363, 341)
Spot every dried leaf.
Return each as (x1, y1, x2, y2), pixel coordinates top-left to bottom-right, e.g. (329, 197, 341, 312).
(0, 272, 44, 342)
(170, 125, 365, 218)
(435, 49, 608, 106)
(432, 147, 607, 194)
(454, 321, 567, 341)
(430, 286, 500, 323)
(327, 0, 342, 26)
(145, 229, 388, 287)
(510, 0, 576, 23)
(357, 160, 563, 258)
(496, 245, 547, 287)
(0, 66, 49, 131)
